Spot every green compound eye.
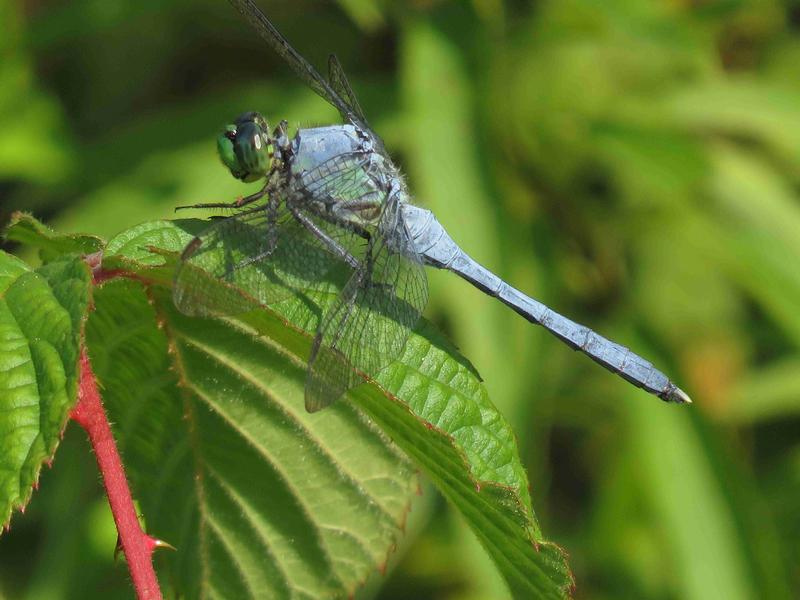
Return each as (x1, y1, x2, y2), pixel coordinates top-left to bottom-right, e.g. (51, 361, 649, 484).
(216, 113, 272, 182)
(216, 125, 242, 179)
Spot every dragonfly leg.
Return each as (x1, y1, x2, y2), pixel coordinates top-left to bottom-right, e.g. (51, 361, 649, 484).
(289, 207, 361, 270)
(273, 120, 290, 153)
(174, 183, 270, 212)
(314, 213, 386, 291)
(314, 210, 372, 242)
(362, 236, 379, 283)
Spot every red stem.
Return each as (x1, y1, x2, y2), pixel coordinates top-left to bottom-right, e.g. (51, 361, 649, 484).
(71, 346, 163, 600)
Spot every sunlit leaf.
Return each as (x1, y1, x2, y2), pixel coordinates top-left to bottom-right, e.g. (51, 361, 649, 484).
(726, 356, 800, 423)
(4, 212, 104, 262)
(0, 252, 91, 528)
(87, 279, 417, 598)
(96, 219, 573, 598)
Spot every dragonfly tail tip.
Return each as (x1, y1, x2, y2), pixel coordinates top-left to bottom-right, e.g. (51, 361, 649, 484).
(669, 386, 692, 404)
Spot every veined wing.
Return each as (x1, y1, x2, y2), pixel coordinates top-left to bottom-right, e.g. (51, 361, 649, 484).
(328, 54, 367, 125)
(174, 203, 341, 317)
(293, 151, 384, 211)
(227, 0, 369, 130)
(305, 199, 429, 412)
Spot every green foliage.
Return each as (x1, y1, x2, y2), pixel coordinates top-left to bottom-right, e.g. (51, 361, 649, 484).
(5, 213, 104, 261)
(0, 251, 91, 528)
(101, 218, 572, 597)
(87, 279, 418, 599)
(2, 0, 799, 598)
(1, 213, 572, 597)
(0, 3, 72, 187)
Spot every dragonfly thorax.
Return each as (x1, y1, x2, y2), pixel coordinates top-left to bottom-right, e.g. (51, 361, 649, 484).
(217, 111, 278, 183)
(288, 124, 394, 226)
(290, 124, 376, 175)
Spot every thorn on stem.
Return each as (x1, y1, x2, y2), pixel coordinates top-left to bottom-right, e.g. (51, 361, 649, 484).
(150, 537, 177, 553)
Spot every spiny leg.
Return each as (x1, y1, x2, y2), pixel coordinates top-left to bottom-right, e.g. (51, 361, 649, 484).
(318, 211, 372, 242)
(179, 203, 272, 261)
(174, 183, 271, 212)
(314, 212, 389, 294)
(329, 241, 375, 349)
(289, 206, 361, 270)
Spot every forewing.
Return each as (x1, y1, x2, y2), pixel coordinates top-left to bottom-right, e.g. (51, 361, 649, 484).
(227, 0, 367, 128)
(173, 204, 339, 317)
(293, 151, 383, 209)
(328, 54, 367, 125)
(305, 203, 428, 412)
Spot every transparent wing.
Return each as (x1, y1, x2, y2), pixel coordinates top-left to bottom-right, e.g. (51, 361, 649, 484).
(328, 54, 367, 125)
(173, 203, 343, 317)
(227, 0, 368, 128)
(305, 200, 429, 412)
(293, 151, 383, 209)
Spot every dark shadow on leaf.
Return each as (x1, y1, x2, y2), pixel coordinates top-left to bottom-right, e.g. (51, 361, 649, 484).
(170, 217, 481, 381)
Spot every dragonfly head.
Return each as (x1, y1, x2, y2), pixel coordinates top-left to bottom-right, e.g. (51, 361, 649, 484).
(217, 112, 274, 183)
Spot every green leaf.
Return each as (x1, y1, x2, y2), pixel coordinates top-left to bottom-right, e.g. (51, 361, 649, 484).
(726, 356, 800, 423)
(0, 251, 91, 528)
(624, 386, 791, 600)
(335, 0, 385, 30)
(86, 279, 417, 598)
(99, 219, 573, 598)
(0, 4, 73, 186)
(667, 81, 800, 171)
(4, 212, 104, 262)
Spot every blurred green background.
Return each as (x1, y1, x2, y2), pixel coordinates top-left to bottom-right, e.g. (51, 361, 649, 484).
(2, 0, 799, 598)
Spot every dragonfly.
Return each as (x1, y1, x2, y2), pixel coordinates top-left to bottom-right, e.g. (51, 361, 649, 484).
(173, 0, 691, 412)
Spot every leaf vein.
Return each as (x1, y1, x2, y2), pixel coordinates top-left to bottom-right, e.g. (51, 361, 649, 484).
(184, 380, 346, 590)
(178, 331, 402, 522)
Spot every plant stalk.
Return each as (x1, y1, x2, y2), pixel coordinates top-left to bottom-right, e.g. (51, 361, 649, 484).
(71, 346, 163, 600)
